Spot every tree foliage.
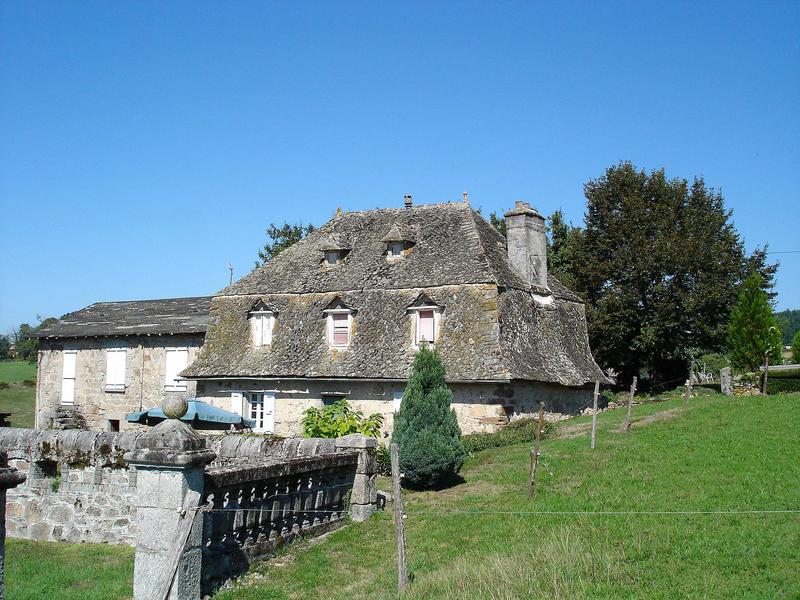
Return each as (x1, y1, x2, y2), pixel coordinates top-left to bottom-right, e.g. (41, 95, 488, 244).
(792, 331, 800, 364)
(570, 161, 755, 387)
(392, 347, 464, 488)
(775, 309, 800, 346)
(0, 336, 10, 360)
(727, 274, 782, 371)
(546, 209, 582, 291)
(256, 221, 315, 267)
(302, 399, 383, 438)
(488, 211, 506, 237)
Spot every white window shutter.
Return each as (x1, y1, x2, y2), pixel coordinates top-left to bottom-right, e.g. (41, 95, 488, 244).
(62, 351, 76, 379)
(106, 349, 126, 389)
(252, 315, 263, 346)
(164, 349, 189, 390)
(230, 392, 243, 416)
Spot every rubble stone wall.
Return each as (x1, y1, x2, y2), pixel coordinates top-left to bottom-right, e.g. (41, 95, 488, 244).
(36, 334, 205, 431)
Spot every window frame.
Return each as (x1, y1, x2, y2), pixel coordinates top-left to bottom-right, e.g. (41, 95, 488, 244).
(324, 308, 353, 349)
(249, 310, 275, 347)
(61, 350, 77, 406)
(105, 346, 127, 392)
(324, 250, 342, 266)
(387, 241, 406, 260)
(164, 347, 190, 392)
(409, 305, 441, 349)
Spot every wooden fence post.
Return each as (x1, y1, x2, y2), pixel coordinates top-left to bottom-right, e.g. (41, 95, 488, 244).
(762, 352, 770, 396)
(684, 380, 691, 405)
(622, 377, 637, 432)
(590, 381, 600, 450)
(528, 404, 545, 498)
(390, 443, 409, 594)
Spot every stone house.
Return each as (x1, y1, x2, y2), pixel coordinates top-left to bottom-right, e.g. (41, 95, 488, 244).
(34, 297, 210, 431)
(182, 199, 608, 436)
(34, 198, 608, 437)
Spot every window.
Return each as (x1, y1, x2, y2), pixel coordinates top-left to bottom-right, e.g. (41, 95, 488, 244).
(410, 306, 441, 348)
(324, 250, 342, 266)
(61, 350, 77, 405)
(243, 392, 275, 433)
(387, 242, 405, 259)
(164, 348, 189, 391)
(108, 419, 120, 432)
(393, 390, 404, 413)
(328, 312, 351, 347)
(105, 347, 126, 392)
(322, 393, 347, 406)
(249, 311, 274, 347)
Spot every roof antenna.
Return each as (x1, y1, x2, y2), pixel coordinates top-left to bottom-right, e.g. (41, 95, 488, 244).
(463, 190, 469, 204)
(228, 262, 234, 285)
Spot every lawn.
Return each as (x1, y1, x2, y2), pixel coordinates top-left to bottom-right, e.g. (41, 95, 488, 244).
(216, 393, 800, 599)
(0, 360, 36, 427)
(0, 360, 36, 384)
(5, 539, 134, 600)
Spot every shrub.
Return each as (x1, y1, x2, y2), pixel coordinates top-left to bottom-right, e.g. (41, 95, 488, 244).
(302, 399, 383, 438)
(792, 331, 800, 364)
(376, 444, 392, 476)
(765, 368, 800, 395)
(392, 347, 465, 488)
(461, 417, 551, 455)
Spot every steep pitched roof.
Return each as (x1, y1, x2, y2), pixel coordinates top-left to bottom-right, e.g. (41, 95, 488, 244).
(35, 297, 211, 339)
(220, 202, 573, 297)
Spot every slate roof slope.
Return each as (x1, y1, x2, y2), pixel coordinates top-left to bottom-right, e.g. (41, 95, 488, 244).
(184, 201, 607, 386)
(219, 202, 568, 297)
(36, 297, 212, 339)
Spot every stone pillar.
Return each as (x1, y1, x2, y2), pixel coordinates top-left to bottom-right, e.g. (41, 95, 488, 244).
(720, 367, 733, 396)
(0, 453, 26, 600)
(334, 434, 377, 522)
(124, 399, 215, 600)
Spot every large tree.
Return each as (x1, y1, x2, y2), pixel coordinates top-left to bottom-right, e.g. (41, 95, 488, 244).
(255, 221, 315, 267)
(727, 273, 782, 371)
(573, 162, 750, 387)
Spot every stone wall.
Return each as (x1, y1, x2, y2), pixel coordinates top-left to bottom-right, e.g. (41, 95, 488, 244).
(37, 334, 204, 431)
(0, 427, 377, 558)
(196, 378, 592, 437)
(0, 428, 144, 544)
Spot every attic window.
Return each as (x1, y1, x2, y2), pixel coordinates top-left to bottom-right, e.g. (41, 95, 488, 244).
(407, 295, 442, 348)
(324, 250, 343, 266)
(248, 303, 275, 347)
(387, 242, 409, 260)
(323, 299, 354, 349)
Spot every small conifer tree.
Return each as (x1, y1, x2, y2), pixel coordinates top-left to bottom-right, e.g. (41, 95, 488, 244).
(392, 346, 465, 488)
(791, 331, 800, 364)
(727, 273, 782, 371)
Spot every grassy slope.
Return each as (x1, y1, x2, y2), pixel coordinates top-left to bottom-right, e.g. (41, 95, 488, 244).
(5, 539, 134, 600)
(0, 360, 36, 427)
(216, 394, 800, 600)
(0, 360, 36, 383)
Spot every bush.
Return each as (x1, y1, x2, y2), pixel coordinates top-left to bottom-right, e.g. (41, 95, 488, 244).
(461, 417, 550, 455)
(765, 368, 800, 395)
(376, 444, 392, 476)
(392, 347, 465, 488)
(792, 331, 800, 364)
(302, 399, 383, 438)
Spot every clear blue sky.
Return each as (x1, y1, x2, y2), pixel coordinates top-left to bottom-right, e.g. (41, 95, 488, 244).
(1, 1, 798, 333)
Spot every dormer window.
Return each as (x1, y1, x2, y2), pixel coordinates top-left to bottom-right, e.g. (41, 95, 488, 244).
(319, 234, 351, 267)
(381, 224, 415, 261)
(323, 297, 355, 349)
(324, 250, 343, 266)
(248, 301, 275, 347)
(407, 294, 442, 348)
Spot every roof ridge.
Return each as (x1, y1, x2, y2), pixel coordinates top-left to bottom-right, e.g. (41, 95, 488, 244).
(88, 296, 213, 305)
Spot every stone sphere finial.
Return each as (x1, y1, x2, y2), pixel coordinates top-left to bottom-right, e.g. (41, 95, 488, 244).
(162, 396, 189, 420)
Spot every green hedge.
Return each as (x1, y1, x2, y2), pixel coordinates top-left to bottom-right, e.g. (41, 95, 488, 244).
(461, 417, 550, 455)
(765, 368, 800, 394)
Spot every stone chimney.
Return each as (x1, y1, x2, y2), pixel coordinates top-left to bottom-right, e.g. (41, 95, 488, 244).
(404, 195, 413, 209)
(504, 201, 548, 291)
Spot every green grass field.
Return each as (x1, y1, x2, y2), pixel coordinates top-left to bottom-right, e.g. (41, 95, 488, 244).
(0, 360, 36, 427)
(5, 539, 134, 600)
(216, 393, 800, 599)
(0, 360, 36, 384)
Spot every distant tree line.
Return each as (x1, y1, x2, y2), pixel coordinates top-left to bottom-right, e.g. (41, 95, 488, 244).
(775, 309, 800, 346)
(0, 317, 58, 362)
